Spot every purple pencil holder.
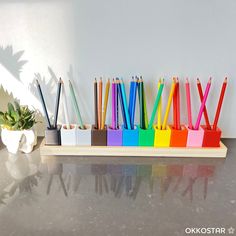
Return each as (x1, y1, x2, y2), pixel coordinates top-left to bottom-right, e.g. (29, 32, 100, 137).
(107, 126, 123, 146)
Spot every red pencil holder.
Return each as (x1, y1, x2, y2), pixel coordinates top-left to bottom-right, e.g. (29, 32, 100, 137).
(201, 125, 222, 147)
(169, 125, 188, 147)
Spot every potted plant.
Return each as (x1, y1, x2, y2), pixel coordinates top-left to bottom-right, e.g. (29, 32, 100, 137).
(0, 101, 37, 154)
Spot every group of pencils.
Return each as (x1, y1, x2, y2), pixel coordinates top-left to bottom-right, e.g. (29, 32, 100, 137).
(185, 77, 227, 131)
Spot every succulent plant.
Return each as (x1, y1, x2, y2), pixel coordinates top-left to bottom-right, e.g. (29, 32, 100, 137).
(0, 101, 37, 130)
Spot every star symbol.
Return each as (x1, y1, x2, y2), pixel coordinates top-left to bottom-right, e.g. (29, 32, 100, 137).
(228, 227, 235, 234)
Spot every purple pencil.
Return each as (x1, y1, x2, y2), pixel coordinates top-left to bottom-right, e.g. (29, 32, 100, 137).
(194, 78, 212, 130)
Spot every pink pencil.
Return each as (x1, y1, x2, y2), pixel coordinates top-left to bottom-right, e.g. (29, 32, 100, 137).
(185, 78, 193, 129)
(111, 79, 116, 129)
(194, 78, 212, 130)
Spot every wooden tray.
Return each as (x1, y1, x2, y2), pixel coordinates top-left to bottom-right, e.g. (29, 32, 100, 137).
(40, 139, 227, 158)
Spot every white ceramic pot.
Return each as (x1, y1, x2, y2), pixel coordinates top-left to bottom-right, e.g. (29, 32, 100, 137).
(1, 128, 37, 154)
(77, 124, 91, 146)
(60, 124, 77, 146)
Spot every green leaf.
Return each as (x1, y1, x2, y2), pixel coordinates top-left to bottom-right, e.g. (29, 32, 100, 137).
(7, 103, 15, 115)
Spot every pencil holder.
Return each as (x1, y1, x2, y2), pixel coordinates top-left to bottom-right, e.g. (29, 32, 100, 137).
(201, 125, 222, 147)
(107, 126, 123, 146)
(45, 126, 61, 146)
(77, 124, 91, 146)
(91, 125, 107, 146)
(169, 125, 188, 147)
(186, 126, 204, 147)
(60, 124, 77, 146)
(138, 127, 155, 146)
(122, 125, 139, 146)
(154, 126, 171, 147)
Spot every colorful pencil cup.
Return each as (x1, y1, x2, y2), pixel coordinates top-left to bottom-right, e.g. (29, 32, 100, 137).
(186, 126, 204, 147)
(45, 126, 61, 145)
(201, 125, 222, 147)
(122, 125, 139, 146)
(154, 126, 171, 147)
(169, 125, 188, 147)
(91, 125, 107, 146)
(60, 124, 77, 146)
(77, 124, 91, 146)
(107, 126, 123, 146)
(138, 126, 155, 146)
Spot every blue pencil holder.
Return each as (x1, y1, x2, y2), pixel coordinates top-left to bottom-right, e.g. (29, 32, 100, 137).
(122, 125, 139, 146)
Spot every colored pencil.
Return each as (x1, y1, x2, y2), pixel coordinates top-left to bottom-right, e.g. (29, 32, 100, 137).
(94, 78, 98, 129)
(176, 78, 180, 130)
(185, 78, 193, 129)
(139, 78, 145, 129)
(69, 80, 84, 129)
(101, 79, 110, 130)
(173, 77, 177, 129)
(120, 79, 131, 129)
(61, 81, 70, 129)
(111, 79, 116, 129)
(148, 79, 164, 129)
(197, 78, 211, 130)
(143, 81, 149, 129)
(162, 78, 176, 130)
(117, 79, 127, 129)
(98, 78, 103, 129)
(129, 77, 135, 129)
(36, 79, 51, 128)
(116, 80, 119, 129)
(157, 79, 162, 130)
(53, 78, 62, 128)
(194, 78, 212, 130)
(213, 78, 227, 130)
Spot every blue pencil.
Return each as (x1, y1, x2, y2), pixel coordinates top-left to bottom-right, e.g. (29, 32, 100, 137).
(130, 78, 138, 129)
(120, 79, 131, 129)
(128, 77, 135, 129)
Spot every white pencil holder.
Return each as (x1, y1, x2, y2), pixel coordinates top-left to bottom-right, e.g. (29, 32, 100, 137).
(77, 124, 91, 146)
(60, 124, 77, 146)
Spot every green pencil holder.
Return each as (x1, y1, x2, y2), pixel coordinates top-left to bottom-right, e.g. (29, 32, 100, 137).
(138, 126, 155, 146)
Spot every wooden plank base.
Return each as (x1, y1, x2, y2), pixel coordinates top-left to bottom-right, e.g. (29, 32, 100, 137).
(40, 139, 227, 158)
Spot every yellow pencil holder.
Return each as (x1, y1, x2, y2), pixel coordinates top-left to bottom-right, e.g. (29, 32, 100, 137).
(154, 126, 171, 147)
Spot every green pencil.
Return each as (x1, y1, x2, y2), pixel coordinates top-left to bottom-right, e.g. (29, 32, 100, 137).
(148, 79, 164, 129)
(69, 80, 85, 129)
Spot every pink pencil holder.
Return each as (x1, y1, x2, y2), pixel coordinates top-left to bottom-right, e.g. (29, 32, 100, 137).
(186, 126, 204, 147)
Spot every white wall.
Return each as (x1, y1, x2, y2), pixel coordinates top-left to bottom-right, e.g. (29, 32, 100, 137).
(0, 0, 235, 137)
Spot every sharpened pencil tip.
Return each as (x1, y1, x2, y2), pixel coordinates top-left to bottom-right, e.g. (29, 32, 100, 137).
(197, 78, 200, 83)
(36, 79, 39, 85)
(186, 78, 189, 83)
(224, 77, 228, 82)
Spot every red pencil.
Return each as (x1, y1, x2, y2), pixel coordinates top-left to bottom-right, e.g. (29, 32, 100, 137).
(213, 78, 227, 130)
(197, 78, 211, 130)
(173, 77, 177, 129)
(176, 78, 180, 130)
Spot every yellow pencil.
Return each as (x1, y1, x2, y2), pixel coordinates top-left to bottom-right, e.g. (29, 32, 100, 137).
(101, 79, 110, 129)
(162, 78, 176, 130)
(157, 79, 162, 129)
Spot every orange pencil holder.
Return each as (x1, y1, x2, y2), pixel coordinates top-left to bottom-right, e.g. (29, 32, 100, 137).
(154, 126, 171, 147)
(169, 125, 188, 147)
(201, 125, 222, 147)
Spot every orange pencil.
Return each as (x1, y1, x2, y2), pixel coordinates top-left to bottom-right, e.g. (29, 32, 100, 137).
(173, 77, 177, 129)
(98, 78, 103, 129)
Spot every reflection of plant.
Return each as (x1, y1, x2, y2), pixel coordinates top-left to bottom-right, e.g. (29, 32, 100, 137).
(0, 45, 27, 80)
(0, 101, 37, 130)
(0, 171, 41, 206)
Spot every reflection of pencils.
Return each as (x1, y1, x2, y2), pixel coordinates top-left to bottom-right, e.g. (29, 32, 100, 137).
(98, 78, 103, 129)
(213, 78, 227, 130)
(195, 78, 212, 130)
(197, 78, 211, 130)
(94, 78, 98, 129)
(101, 79, 110, 130)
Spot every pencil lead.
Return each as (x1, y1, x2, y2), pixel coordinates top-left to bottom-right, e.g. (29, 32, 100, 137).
(224, 77, 227, 82)
(197, 78, 200, 83)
